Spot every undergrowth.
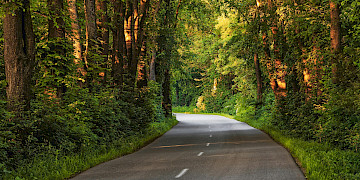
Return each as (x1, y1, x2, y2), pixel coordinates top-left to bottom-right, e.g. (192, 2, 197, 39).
(3, 117, 178, 180)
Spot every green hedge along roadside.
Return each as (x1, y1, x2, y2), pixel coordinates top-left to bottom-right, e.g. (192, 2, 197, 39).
(3, 117, 178, 180)
(173, 108, 360, 180)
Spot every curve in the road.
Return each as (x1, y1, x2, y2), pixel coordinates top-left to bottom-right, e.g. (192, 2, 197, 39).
(72, 113, 305, 180)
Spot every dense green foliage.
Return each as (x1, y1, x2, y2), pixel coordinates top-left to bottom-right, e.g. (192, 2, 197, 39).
(173, 0, 360, 151)
(3, 116, 177, 179)
(0, 0, 179, 178)
(1, 0, 360, 179)
(173, 0, 360, 179)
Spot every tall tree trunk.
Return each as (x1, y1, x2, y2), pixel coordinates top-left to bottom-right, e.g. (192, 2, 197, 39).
(149, 49, 156, 81)
(330, 0, 341, 84)
(96, 0, 109, 84)
(112, 0, 125, 87)
(161, 0, 173, 117)
(124, 0, 133, 87)
(149, 0, 162, 82)
(254, 53, 263, 104)
(48, 0, 66, 98)
(84, 0, 97, 87)
(124, 0, 150, 88)
(67, 0, 86, 79)
(263, 0, 287, 99)
(137, 38, 148, 88)
(4, 0, 36, 112)
(162, 69, 172, 117)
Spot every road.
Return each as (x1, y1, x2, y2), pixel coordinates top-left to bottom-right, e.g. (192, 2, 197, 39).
(72, 113, 305, 180)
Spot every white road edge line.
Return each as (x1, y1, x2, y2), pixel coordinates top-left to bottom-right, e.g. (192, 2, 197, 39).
(206, 143, 210, 146)
(175, 168, 189, 178)
(197, 152, 204, 156)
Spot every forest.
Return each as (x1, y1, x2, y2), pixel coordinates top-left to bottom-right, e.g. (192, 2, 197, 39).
(0, 0, 360, 179)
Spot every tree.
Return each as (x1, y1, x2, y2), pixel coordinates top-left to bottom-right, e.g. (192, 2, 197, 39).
(111, 0, 126, 87)
(330, 0, 341, 84)
(96, 0, 109, 84)
(84, 0, 97, 87)
(67, 0, 86, 79)
(3, 0, 36, 112)
(48, 0, 66, 98)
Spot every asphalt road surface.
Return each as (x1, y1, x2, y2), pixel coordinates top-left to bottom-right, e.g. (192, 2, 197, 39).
(72, 113, 305, 180)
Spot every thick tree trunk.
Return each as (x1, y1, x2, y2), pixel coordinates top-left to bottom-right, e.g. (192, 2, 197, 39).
(3, 0, 35, 112)
(112, 0, 125, 87)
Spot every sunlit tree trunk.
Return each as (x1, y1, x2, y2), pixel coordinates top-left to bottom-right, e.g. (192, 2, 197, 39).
(124, 0, 150, 88)
(3, 0, 36, 112)
(137, 39, 148, 88)
(330, 0, 341, 84)
(262, 0, 287, 99)
(67, 0, 86, 79)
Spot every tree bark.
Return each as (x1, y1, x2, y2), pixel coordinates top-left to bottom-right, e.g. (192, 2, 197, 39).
(137, 38, 148, 88)
(254, 53, 263, 104)
(149, 0, 162, 82)
(67, 0, 86, 78)
(330, 0, 341, 54)
(84, 0, 97, 87)
(162, 69, 172, 117)
(149, 50, 156, 81)
(112, 0, 125, 87)
(4, 0, 36, 112)
(330, 0, 341, 84)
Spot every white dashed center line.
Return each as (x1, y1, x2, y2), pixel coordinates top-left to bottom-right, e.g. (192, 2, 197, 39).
(206, 143, 210, 146)
(197, 152, 204, 156)
(209, 135, 212, 137)
(175, 168, 189, 178)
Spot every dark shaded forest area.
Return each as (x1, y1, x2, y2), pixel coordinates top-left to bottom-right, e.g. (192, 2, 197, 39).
(0, 0, 178, 178)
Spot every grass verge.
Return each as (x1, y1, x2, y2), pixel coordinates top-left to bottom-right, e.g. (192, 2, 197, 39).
(4, 117, 178, 180)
